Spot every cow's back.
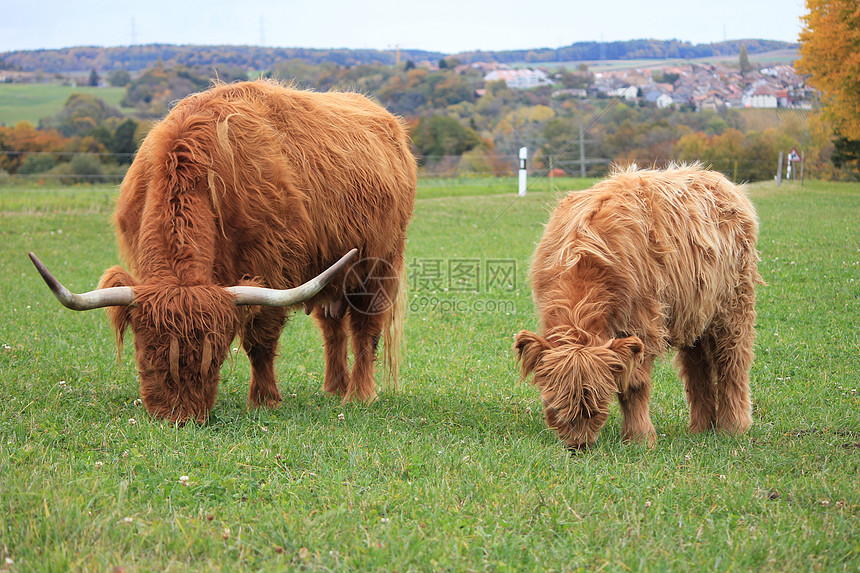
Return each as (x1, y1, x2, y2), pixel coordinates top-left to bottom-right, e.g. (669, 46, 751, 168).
(113, 80, 417, 293)
(531, 164, 759, 352)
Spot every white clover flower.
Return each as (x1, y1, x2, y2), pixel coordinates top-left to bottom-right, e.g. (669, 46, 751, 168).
(95, 461, 103, 469)
(337, 413, 345, 421)
(179, 475, 190, 486)
(128, 418, 136, 426)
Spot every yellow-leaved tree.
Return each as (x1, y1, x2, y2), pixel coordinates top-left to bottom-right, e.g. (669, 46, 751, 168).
(796, 0, 860, 139)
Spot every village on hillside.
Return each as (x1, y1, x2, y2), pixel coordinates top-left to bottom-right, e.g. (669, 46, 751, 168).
(468, 60, 813, 111)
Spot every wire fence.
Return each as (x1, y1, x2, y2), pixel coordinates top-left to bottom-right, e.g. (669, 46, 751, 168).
(0, 149, 854, 186)
(416, 154, 833, 184)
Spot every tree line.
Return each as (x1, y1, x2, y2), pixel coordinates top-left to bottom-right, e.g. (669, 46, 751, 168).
(0, 93, 139, 183)
(0, 39, 797, 75)
(2, 44, 856, 183)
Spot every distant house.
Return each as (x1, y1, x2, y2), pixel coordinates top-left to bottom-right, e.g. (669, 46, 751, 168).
(607, 85, 638, 100)
(552, 88, 588, 98)
(743, 85, 779, 108)
(645, 89, 673, 108)
(697, 94, 726, 112)
(484, 69, 552, 89)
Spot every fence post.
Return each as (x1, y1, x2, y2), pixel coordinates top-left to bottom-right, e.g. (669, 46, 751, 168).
(776, 151, 784, 187)
(800, 150, 805, 186)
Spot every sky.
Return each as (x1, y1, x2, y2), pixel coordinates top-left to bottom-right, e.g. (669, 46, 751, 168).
(1, 0, 807, 55)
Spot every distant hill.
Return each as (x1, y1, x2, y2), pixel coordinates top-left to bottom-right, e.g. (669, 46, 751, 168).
(0, 39, 797, 74)
(455, 39, 796, 64)
(0, 45, 445, 74)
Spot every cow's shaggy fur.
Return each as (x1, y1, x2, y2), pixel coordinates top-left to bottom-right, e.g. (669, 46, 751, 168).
(101, 80, 416, 423)
(515, 165, 762, 449)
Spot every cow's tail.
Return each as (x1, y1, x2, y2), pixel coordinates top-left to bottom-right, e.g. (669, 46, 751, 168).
(382, 266, 406, 391)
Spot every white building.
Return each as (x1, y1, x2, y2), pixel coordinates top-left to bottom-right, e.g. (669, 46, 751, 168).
(484, 69, 552, 89)
(607, 85, 639, 100)
(743, 85, 779, 108)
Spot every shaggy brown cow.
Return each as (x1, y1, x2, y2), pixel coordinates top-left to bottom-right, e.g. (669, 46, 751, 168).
(31, 80, 417, 423)
(515, 164, 762, 449)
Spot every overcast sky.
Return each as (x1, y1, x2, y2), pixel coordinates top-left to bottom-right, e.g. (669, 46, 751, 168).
(2, 0, 806, 54)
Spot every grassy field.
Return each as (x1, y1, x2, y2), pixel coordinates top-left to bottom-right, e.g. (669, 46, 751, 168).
(0, 84, 129, 126)
(0, 177, 857, 571)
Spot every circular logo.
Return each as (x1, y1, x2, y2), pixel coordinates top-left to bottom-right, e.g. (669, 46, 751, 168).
(343, 257, 400, 315)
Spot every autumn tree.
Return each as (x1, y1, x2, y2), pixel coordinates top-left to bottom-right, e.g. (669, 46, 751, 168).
(412, 115, 483, 158)
(0, 123, 67, 173)
(43, 93, 123, 137)
(738, 43, 753, 75)
(108, 69, 131, 87)
(796, 0, 860, 140)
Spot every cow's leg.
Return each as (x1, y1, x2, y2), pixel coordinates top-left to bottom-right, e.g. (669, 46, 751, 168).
(344, 299, 385, 403)
(712, 296, 755, 434)
(242, 307, 287, 408)
(618, 355, 657, 444)
(313, 302, 350, 397)
(675, 331, 718, 433)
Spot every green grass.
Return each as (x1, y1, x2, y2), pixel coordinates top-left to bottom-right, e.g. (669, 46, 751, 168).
(0, 84, 130, 126)
(1, 177, 858, 571)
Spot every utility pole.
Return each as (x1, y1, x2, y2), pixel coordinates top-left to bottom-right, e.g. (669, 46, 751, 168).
(579, 118, 586, 178)
(800, 150, 805, 186)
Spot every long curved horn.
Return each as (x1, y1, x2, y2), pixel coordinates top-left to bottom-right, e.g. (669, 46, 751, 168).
(28, 252, 136, 310)
(227, 248, 359, 307)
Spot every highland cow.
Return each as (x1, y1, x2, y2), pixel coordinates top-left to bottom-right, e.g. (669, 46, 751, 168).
(31, 80, 417, 423)
(515, 165, 762, 449)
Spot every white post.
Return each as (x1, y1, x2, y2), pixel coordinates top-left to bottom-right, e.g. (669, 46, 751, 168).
(518, 147, 527, 196)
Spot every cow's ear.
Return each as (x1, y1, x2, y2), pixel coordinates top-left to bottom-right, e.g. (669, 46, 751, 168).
(514, 330, 551, 377)
(607, 336, 644, 389)
(99, 266, 137, 356)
